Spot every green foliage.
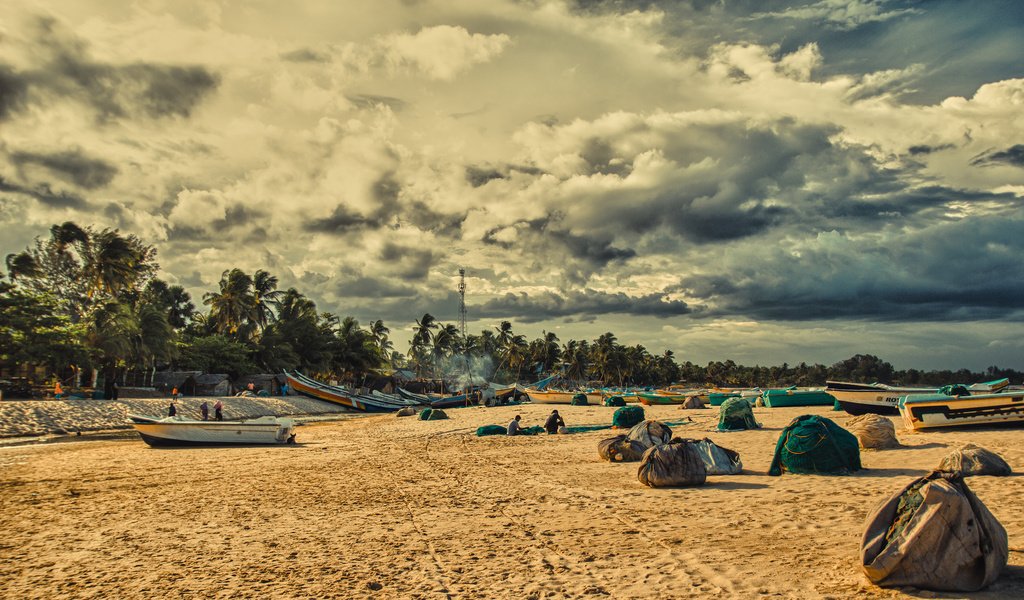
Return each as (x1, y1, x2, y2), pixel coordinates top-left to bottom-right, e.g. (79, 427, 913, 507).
(177, 335, 256, 380)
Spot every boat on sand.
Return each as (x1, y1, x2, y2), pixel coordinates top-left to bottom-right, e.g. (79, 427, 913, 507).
(898, 391, 1024, 430)
(128, 415, 296, 447)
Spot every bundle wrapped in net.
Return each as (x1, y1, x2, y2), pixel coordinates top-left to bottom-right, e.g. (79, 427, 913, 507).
(476, 424, 508, 436)
(571, 393, 589, 406)
(861, 471, 1008, 592)
(604, 396, 626, 407)
(717, 397, 760, 431)
(419, 408, 449, 421)
(612, 405, 645, 429)
(936, 444, 1012, 476)
(768, 415, 861, 476)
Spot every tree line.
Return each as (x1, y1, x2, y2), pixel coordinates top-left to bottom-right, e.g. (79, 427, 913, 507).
(2, 222, 1019, 394)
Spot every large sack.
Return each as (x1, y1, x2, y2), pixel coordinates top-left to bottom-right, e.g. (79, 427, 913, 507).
(612, 405, 645, 429)
(673, 437, 742, 475)
(768, 415, 860, 476)
(626, 420, 672, 448)
(936, 443, 1012, 476)
(681, 395, 705, 409)
(861, 471, 1008, 592)
(637, 441, 707, 488)
(598, 434, 648, 462)
(846, 414, 900, 449)
(717, 397, 760, 431)
(396, 407, 419, 417)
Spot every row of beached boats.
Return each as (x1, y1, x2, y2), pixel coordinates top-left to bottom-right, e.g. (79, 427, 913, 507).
(128, 372, 1024, 447)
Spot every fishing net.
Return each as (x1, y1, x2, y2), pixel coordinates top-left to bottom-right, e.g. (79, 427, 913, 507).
(768, 415, 861, 476)
(936, 444, 1012, 476)
(673, 437, 743, 475)
(604, 396, 626, 407)
(626, 420, 672, 448)
(637, 440, 707, 488)
(612, 406, 645, 429)
(846, 414, 900, 449)
(571, 393, 589, 406)
(717, 397, 760, 431)
(476, 424, 508, 436)
(418, 408, 449, 421)
(938, 384, 970, 396)
(597, 434, 648, 462)
(862, 471, 1008, 592)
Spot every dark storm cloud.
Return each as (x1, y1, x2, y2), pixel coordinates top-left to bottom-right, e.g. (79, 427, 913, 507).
(280, 48, 332, 63)
(379, 243, 436, 280)
(675, 215, 1024, 322)
(465, 163, 547, 187)
(908, 143, 955, 156)
(0, 65, 30, 120)
(308, 203, 383, 233)
(346, 94, 407, 112)
(476, 289, 691, 323)
(6, 17, 219, 121)
(970, 145, 1024, 168)
(0, 176, 88, 209)
(10, 149, 118, 189)
(212, 204, 267, 230)
(483, 215, 634, 266)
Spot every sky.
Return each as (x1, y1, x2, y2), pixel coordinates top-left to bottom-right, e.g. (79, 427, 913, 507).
(1, 0, 1023, 371)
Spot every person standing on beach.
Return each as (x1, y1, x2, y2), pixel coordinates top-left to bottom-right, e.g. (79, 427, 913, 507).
(214, 400, 224, 421)
(172, 386, 180, 400)
(168, 400, 177, 417)
(544, 410, 565, 435)
(507, 414, 524, 436)
(111, 381, 119, 401)
(54, 381, 63, 400)
(199, 401, 209, 420)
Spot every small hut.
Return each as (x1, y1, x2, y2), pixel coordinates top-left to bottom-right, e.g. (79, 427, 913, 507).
(153, 371, 200, 395)
(194, 373, 231, 396)
(234, 374, 286, 396)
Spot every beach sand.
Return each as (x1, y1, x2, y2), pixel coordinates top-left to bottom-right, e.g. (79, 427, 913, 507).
(1, 403, 1021, 599)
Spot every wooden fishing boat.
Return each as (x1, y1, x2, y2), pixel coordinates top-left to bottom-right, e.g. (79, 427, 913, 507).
(285, 371, 415, 412)
(128, 415, 296, 447)
(524, 388, 600, 404)
(637, 391, 689, 405)
(899, 391, 1024, 430)
(828, 378, 1009, 415)
(761, 389, 836, 408)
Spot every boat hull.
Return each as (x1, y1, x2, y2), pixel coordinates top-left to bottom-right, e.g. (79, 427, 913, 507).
(762, 390, 836, 408)
(638, 393, 688, 405)
(826, 381, 935, 415)
(899, 393, 1024, 430)
(285, 372, 407, 412)
(130, 416, 296, 447)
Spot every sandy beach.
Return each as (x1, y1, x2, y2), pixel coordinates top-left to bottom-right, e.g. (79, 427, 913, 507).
(1, 402, 1021, 599)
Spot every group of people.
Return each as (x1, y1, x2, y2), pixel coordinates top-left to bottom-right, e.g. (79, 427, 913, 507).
(167, 398, 223, 420)
(507, 410, 565, 436)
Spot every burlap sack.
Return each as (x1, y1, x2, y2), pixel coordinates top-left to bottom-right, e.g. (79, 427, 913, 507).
(936, 443, 1012, 476)
(637, 441, 706, 488)
(625, 420, 672, 448)
(597, 434, 647, 462)
(847, 414, 900, 449)
(861, 471, 1008, 592)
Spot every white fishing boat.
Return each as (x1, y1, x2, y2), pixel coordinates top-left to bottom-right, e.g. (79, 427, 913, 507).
(827, 378, 1009, 415)
(129, 415, 297, 447)
(898, 391, 1024, 431)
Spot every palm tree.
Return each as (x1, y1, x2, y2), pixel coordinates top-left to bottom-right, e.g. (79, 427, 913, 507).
(251, 269, 283, 331)
(369, 319, 393, 365)
(203, 269, 255, 341)
(409, 313, 438, 376)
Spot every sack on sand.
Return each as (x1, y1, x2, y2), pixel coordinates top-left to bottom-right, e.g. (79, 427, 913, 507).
(717, 397, 760, 431)
(673, 437, 742, 475)
(847, 414, 900, 449)
(396, 407, 418, 417)
(861, 471, 1008, 592)
(476, 424, 508, 436)
(571, 393, 589, 406)
(936, 443, 1012, 476)
(598, 434, 648, 462)
(419, 408, 449, 421)
(604, 396, 626, 407)
(612, 406, 645, 429)
(681, 395, 705, 409)
(768, 415, 860, 476)
(626, 420, 672, 448)
(637, 441, 707, 488)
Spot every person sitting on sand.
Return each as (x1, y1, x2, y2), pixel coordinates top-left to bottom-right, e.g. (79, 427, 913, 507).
(214, 400, 224, 421)
(168, 400, 177, 417)
(544, 410, 565, 435)
(507, 414, 524, 436)
(199, 401, 209, 421)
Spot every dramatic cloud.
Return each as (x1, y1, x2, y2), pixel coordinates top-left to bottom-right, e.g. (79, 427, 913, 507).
(1, 0, 1023, 369)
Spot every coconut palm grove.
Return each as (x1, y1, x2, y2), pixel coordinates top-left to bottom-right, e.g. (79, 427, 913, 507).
(2, 222, 1021, 397)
